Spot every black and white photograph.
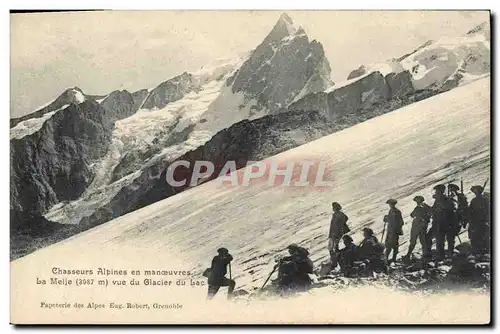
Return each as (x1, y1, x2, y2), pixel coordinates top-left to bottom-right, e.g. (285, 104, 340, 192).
(8, 9, 491, 324)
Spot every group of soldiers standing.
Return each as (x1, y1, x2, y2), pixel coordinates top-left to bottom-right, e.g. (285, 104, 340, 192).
(329, 182, 491, 276)
(204, 181, 490, 299)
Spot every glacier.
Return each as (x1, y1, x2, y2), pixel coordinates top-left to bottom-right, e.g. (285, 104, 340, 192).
(11, 77, 490, 324)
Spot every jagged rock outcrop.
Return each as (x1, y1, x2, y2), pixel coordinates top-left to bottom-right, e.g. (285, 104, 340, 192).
(289, 70, 415, 118)
(10, 100, 115, 215)
(228, 13, 333, 112)
(141, 72, 198, 110)
(347, 65, 367, 80)
(100, 89, 149, 119)
(10, 87, 151, 217)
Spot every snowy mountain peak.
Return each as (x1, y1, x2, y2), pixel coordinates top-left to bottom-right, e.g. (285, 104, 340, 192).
(68, 87, 86, 103)
(277, 12, 299, 34)
(263, 12, 304, 45)
(341, 27, 490, 92)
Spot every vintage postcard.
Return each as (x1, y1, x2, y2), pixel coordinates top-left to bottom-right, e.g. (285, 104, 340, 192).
(10, 10, 491, 324)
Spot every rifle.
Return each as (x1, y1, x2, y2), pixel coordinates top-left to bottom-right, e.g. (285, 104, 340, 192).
(460, 178, 464, 194)
(229, 263, 232, 280)
(483, 178, 489, 190)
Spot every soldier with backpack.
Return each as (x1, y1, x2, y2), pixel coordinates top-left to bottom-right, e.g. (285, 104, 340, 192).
(447, 183, 469, 239)
(205, 247, 236, 300)
(328, 202, 350, 267)
(275, 244, 314, 292)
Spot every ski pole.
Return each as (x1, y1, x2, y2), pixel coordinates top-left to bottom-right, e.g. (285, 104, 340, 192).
(229, 263, 232, 280)
(260, 266, 277, 290)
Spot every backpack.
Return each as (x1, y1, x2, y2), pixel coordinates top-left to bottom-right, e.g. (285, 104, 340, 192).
(202, 268, 212, 278)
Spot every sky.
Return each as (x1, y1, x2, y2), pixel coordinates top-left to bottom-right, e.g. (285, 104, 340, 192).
(10, 10, 489, 118)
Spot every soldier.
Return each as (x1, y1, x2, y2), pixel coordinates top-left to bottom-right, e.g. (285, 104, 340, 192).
(328, 202, 350, 267)
(358, 228, 387, 273)
(383, 199, 404, 263)
(207, 247, 236, 300)
(404, 195, 432, 259)
(448, 183, 469, 235)
(431, 184, 456, 260)
(468, 185, 490, 255)
(276, 244, 314, 291)
(338, 235, 358, 277)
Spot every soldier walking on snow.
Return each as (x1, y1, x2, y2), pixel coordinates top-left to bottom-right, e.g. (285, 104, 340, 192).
(328, 202, 350, 267)
(206, 247, 236, 300)
(431, 184, 456, 260)
(383, 199, 404, 263)
(468, 185, 490, 255)
(404, 195, 432, 259)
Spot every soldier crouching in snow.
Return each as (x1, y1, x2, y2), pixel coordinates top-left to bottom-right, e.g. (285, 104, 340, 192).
(383, 199, 404, 263)
(358, 228, 387, 274)
(338, 235, 358, 277)
(275, 244, 314, 292)
(328, 202, 350, 267)
(205, 247, 236, 300)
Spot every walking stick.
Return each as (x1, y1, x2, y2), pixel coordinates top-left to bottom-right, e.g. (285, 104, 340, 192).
(260, 265, 278, 290)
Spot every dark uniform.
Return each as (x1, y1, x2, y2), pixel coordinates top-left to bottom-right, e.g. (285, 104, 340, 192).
(207, 248, 236, 299)
(384, 199, 404, 263)
(432, 185, 456, 260)
(328, 202, 350, 266)
(406, 196, 432, 258)
(358, 228, 387, 273)
(448, 184, 469, 236)
(277, 244, 314, 291)
(469, 186, 490, 255)
(338, 235, 358, 277)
